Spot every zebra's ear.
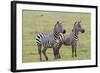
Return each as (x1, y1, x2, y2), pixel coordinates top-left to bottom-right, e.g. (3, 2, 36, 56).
(74, 21, 77, 25)
(57, 21, 59, 24)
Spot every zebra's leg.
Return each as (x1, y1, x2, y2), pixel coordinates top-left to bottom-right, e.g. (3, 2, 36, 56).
(53, 43, 62, 59)
(37, 44, 42, 61)
(75, 47, 77, 57)
(55, 48, 60, 59)
(42, 48, 48, 61)
(57, 44, 62, 59)
(72, 44, 75, 58)
(75, 43, 77, 57)
(56, 48, 59, 59)
(57, 48, 61, 59)
(53, 48, 57, 60)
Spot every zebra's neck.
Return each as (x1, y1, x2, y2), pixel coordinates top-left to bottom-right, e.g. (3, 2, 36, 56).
(53, 33, 59, 39)
(73, 31, 78, 40)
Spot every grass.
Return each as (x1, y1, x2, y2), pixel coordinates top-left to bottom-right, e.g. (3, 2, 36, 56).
(22, 10, 91, 63)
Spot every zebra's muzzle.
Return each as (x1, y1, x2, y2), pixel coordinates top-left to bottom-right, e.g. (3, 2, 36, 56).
(82, 29, 85, 33)
(63, 29, 66, 34)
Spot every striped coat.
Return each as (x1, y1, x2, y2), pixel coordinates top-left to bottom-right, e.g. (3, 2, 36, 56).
(58, 32, 78, 45)
(36, 32, 60, 48)
(36, 21, 65, 61)
(56, 21, 85, 58)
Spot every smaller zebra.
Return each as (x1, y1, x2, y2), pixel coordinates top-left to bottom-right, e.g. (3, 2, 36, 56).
(56, 21, 85, 58)
(36, 21, 65, 61)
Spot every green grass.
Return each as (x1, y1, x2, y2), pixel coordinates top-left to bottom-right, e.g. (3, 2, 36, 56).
(22, 10, 91, 63)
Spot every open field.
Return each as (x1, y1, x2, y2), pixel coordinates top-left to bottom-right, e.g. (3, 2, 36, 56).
(22, 10, 91, 63)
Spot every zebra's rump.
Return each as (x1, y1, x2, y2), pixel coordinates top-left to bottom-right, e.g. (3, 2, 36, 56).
(36, 32, 56, 47)
(36, 32, 47, 44)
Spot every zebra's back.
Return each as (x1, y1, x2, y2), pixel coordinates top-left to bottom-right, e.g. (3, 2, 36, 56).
(36, 32, 56, 48)
(58, 32, 79, 45)
(58, 33, 72, 45)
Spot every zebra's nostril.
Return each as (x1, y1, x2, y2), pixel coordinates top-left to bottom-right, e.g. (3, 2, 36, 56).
(63, 29, 66, 34)
(82, 29, 85, 33)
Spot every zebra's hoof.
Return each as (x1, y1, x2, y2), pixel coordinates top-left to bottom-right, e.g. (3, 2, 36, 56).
(46, 58, 48, 61)
(58, 56, 61, 59)
(75, 55, 77, 57)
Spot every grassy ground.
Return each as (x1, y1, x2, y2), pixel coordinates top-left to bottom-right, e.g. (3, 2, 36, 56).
(22, 10, 91, 63)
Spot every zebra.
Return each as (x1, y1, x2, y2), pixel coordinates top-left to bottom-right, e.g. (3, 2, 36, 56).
(55, 21, 85, 58)
(36, 21, 66, 61)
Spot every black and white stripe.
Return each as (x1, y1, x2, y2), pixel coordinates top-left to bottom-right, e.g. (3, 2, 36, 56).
(36, 33, 58, 48)
(58, 33, 65, 43)
(56, 21, 85, 58)
(72, 32, 78, 41)
(36, 32, 62, 61)
(57, 32, 78, 44)
(36, 21, 66, 61)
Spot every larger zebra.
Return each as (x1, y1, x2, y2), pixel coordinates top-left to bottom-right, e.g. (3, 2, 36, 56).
(55, 21, 85, 58)
(36, 21, 66, 61)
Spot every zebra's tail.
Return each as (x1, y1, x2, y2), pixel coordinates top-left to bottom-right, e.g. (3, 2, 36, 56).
(36, 34, 40, 45)
(36, 33, 42, 61)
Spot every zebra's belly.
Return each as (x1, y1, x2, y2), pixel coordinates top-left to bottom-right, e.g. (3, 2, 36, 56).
(63, 37, 71, 45)
(42, 41, 59, 48)
(43, 44, 54, 48)
(41, 40, 55, 48)
(64, 42, 71, 45)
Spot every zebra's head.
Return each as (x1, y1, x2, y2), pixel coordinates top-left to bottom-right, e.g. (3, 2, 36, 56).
(72, 21, 85, 33)
(53, 21, 66, 37)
